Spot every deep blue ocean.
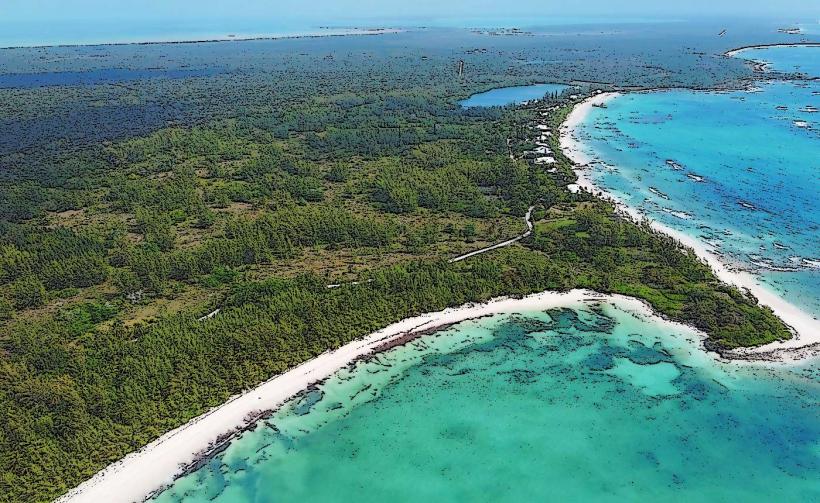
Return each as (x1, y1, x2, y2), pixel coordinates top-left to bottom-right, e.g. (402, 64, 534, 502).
(572, 45, 820, 318)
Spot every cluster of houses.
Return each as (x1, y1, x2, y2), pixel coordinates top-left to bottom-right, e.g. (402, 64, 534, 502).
(522, 108, 561, 166)
(532, 131, 556, 165)
(521, 90, 596, 169)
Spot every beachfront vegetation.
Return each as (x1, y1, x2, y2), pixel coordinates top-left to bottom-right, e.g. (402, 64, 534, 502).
(0, 29, 782, 503)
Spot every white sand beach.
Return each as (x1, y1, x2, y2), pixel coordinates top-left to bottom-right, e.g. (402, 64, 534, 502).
(56, 91, 819, 503)
(560, 93, 820, 361)
(58, 289, 708, 503)
(724, 42, 820, 58)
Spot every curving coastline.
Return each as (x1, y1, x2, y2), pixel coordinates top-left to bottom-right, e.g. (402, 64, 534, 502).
(559, 92, 820, 361)
(724, 42, 820, 58)
(57, 289, 714, 503)
(53, 43, 820, 503)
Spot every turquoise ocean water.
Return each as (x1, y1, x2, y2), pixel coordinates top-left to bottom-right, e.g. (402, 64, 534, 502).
(148, 46, 820, 503)
(743, 45, 820, 76)
(572, 45, 819, 317)
(153, 303, 819, 502)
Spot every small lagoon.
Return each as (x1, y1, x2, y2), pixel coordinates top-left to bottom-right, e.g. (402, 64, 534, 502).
(740, 45, 820, 77)
(460, 83, 568, 107)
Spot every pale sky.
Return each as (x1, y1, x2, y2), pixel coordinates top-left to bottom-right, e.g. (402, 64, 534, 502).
(3, 0, 819, 23)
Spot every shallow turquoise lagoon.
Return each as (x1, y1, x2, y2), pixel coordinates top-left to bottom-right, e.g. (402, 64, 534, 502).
(153, 304, 820, 502)
(460, 83, 568, 107)
(740, 45, 820, 77)
(573, 46, 819, 316)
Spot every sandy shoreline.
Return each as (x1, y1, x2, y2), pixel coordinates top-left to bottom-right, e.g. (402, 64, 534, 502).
(559, 93, 820, 361)
(59, 289, 699, 503)
(55, 64, 819, 503)
(724, 42, 820, 58)
(55, 122, 819, 500)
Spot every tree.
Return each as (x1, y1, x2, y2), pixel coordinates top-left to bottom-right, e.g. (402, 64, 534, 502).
(0, 297, 12, 320)
(113, 269, 142, 299)
(9, 276, 46, 309)
(461, 223, 477, 242)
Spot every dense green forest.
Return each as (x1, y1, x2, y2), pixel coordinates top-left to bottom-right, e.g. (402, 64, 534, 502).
(0, 26, 794, 502)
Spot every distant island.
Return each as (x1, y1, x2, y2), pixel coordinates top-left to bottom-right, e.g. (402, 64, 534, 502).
(0, 26, 401, 50)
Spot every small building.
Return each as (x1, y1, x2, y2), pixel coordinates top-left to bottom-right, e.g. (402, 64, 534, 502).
(535, 156, 556, 165)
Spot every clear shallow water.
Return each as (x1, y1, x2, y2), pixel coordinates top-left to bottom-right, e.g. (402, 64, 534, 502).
(460, 83, 568, 107)
(574, 46, 819, 316)
(153, 304, 820, 502)
(740, 45, 820, 76)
